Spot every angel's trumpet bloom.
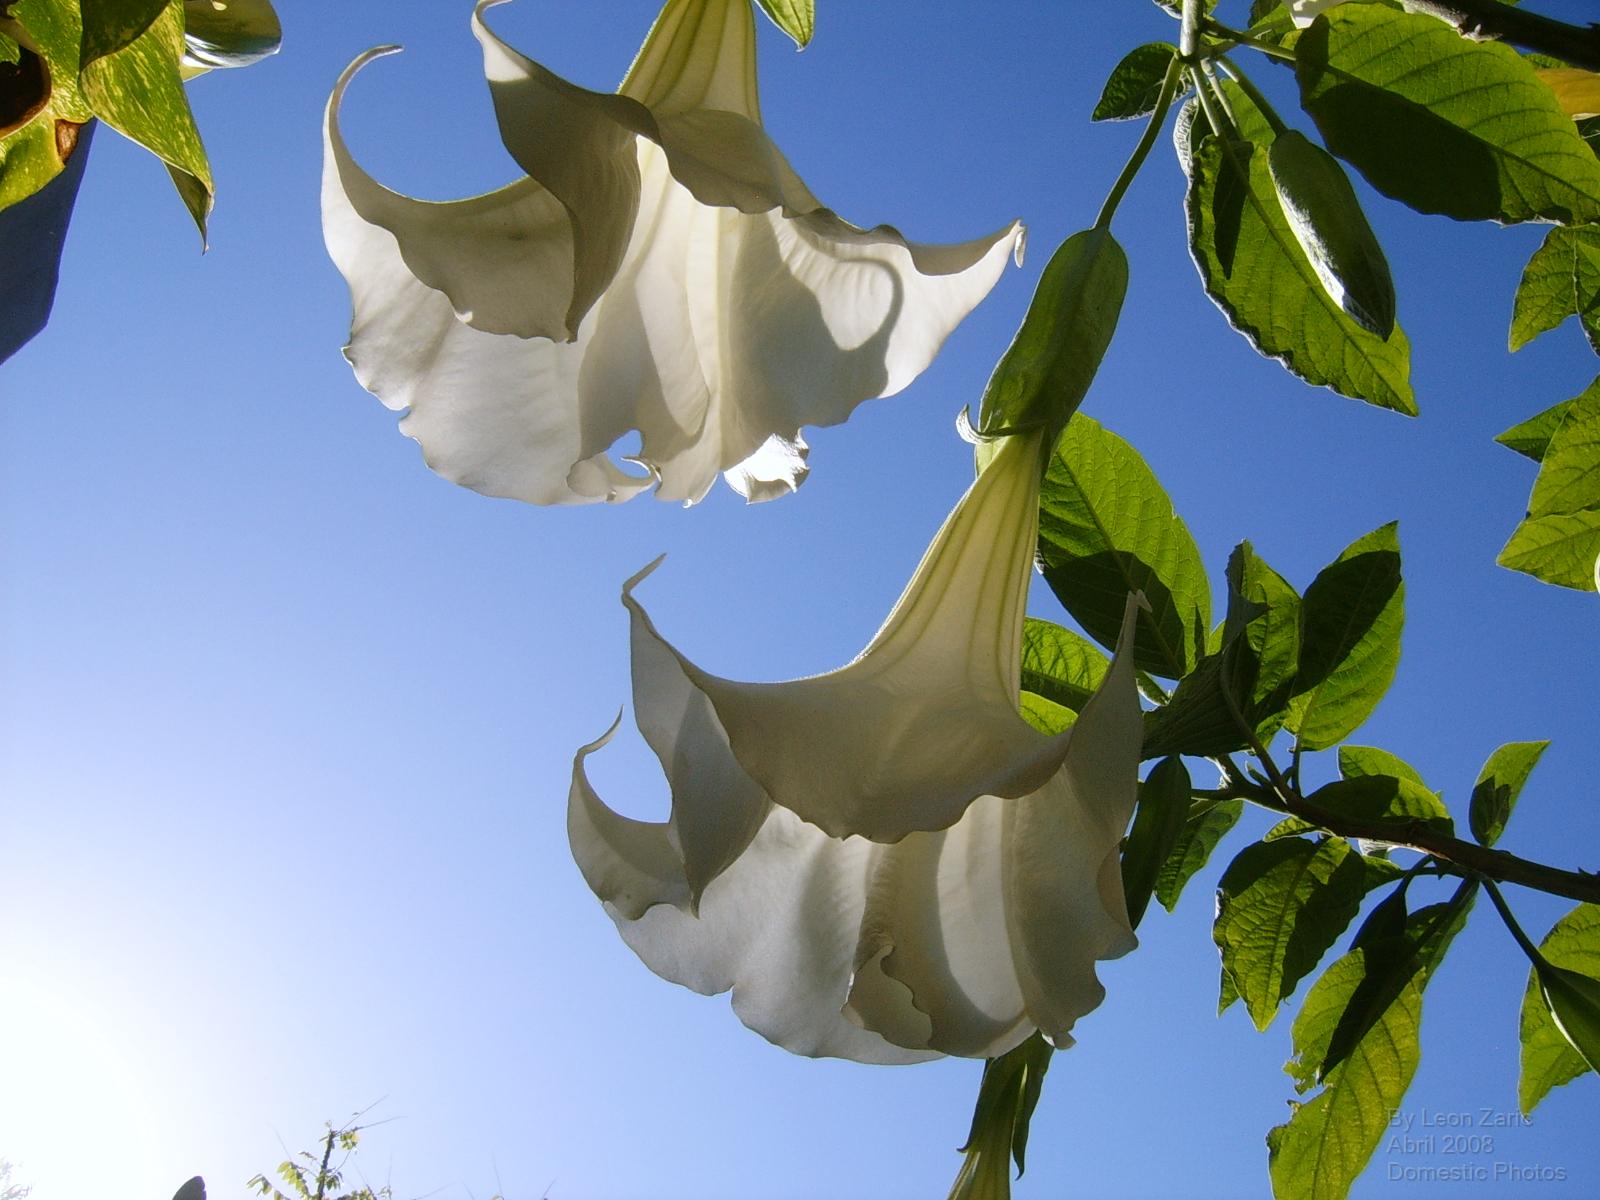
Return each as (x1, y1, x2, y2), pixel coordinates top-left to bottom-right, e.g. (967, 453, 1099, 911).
(322, 0, 1023, 505)
(570, 430, 1145, 1062)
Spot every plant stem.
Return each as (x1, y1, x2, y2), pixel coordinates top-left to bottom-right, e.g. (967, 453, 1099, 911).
(1203, 20, 1298, 63)
(1215, 671, 1600, 904)
(1483, 877, 1552, 966)
(1094, 52, 1184, 231)
(1406, 0, 1600, 73)
(1219, 55, 1288, 135)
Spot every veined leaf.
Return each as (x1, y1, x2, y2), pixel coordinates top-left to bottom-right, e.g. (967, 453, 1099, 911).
(1019, 691, 1074, 736)
(1020, 618, 1109, 715)
(1520, 903, 1600, 1114)
(1093, 42, 1177, 122)
(1304, 774, 1453, 838)
(1499, 378, 1600, 590)
(753, 0, 813, 48)
(978, 227, 1127, 441)
(1268, 893, 1471, 1200)
(1036, 412, 1211, 679)
(1337, 745, 1429, 792)
(1, 0, 93, 211)
(1122, 757, 1191, 931)
(1287, 522, 1405, 750)
(1497, 397, 1575, 462)
(1469, 740, 1548, 847)
(1156, 798, 1243, 912)
(1183, 86, 1415, 414)
(1214, 837, 1368, 1031)
(1296, 6, 1600, 224)
(1509, 225, 1600, 354)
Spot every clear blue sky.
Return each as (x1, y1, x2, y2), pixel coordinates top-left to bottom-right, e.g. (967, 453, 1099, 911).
(2, 2, 1597, 1197)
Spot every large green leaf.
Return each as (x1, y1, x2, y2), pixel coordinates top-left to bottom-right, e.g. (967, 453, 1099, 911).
(1036, 413, 1211, 679)
(1092, 42, 1177, 122)
(1295, 6, 1600, 224)
(1286, 522, 1404, 750)
(1509, 225, 1600, 355)
(753, 0, 812, 48)
(1268, 894, 1470, 1200)
(1183, 88, 1415, 414)
(1336, 745, 1428, 792)
(1499, 378, 1600, 590)
(1469, 740, 1548, 847)
(1215, 837, 1368, 1031)
(1122, 757, 1191, 931)
(1156, 798, 1243, 913)
(1019, 617, 1109, 715)
(79, 0, 210, 238)
(978, 227, 1127, 441)
(1520, 903, 1600, 1114)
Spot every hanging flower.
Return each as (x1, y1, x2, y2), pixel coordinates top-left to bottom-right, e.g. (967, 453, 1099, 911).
(321, 0, 1024, 506)
(569, 429, 1146, 1062)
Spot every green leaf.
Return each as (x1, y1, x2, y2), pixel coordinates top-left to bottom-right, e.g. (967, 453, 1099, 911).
(1537, 961, 1600, 1074)
(180, 0, 280, 70)
(1156, 798, 1243, 912)
(0, 116, 92, 363)
(1036, 413, 1211, 679)
(753, 0, 813, 48)
(1268, 892, 1471, 1200)
(1286, 522, 1404, 751)
(1122, 757, 1191, 931)
(1509, 225, 1600, 354)
(1499, 378, 1600, 590)
(977, 227, 1127, 441)
(1336, 745, 1428, 791)
(1020, 618, 1109, 715)
(78, 0, 211, 238)
(947, 1034, 1053, 1200)
(1295, 6, 1600, 224)
(1183, 87, 1415, 414)
(79, 0, 168, 68)
(1469, 740, 1548, 847)
(1520, 903, 1600, 1113)
(1304, 775, 1453, 838)
(1267, 129, 1395, 338)
(1142, 541, 1301, 759)
(1497, 398, 1574, 462)
(1215, 837, 1368, 1031)
(1019, 691, 1073, 736)
(1092, 42, 1177, 122)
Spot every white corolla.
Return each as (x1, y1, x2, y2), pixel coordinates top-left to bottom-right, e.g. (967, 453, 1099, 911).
(322, 0, 1024, 505)
(570, 429, 1146, 1063)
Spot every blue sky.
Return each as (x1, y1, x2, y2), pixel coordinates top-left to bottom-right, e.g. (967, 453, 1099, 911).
(2, 1, 1597, 1197)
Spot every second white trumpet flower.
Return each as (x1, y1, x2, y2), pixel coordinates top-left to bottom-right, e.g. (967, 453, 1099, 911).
(570, 429, 1147, 1063)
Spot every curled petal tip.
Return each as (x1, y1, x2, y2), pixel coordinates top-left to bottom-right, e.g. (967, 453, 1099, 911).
(577, 710, 627, 758)
(1011, 221, 1028, 267)
(622, 555, 669, 598)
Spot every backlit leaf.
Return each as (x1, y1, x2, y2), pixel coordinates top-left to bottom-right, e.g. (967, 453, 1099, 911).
(1520, 903, 1600, 1113)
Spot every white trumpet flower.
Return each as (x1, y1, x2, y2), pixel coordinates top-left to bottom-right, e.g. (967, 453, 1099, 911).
(322, 0, 1023, 505)
(569, 430, 1146, 1062)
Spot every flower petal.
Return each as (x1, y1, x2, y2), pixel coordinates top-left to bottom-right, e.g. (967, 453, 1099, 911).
(1003, 593, 1144, 1046)
(629, 431, 1064, 840)
(845, 797, 1035, 1058)
(569, 730, 937, 1064)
